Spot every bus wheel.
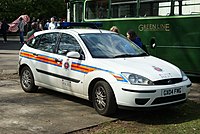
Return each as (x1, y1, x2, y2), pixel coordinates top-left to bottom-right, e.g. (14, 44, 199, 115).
(92, 81, 117, 116)
(20, 66, 38, 93)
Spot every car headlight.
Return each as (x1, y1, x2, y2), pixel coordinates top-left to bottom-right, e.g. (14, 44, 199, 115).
(122, 72, 153, 85)
(181, 70, 188, 81)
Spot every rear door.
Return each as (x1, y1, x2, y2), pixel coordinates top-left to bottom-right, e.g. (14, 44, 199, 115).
(30, 32, 61, 87)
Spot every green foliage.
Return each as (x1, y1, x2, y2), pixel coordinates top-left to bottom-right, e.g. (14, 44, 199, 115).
(0, 0, 66, 22)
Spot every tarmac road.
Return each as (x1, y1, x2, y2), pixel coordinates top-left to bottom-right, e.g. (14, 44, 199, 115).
(0, 40, 22, 74)
(0, 82, 117, 134)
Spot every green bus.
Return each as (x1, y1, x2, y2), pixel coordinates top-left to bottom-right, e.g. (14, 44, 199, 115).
(67, 0, 200, 77)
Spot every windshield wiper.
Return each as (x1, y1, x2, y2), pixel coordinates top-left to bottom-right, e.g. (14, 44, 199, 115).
(114, 54, 136, 58)
(135, 52, 148, 57)
(114, 53, 148, 58)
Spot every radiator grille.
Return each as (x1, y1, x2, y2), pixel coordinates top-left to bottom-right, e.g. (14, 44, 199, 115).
(153, 78, 182, 85)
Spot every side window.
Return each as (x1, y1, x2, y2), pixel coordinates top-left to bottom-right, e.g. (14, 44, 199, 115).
(85, 0, 108, 19)
(58, 33, 82, 55)
(26, 35, 41, 48)
(35, 33, 59, 53)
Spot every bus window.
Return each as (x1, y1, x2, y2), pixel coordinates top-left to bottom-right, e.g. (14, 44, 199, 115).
(140, 2, 159, 17)
(73, 2, 83, 22)
(111, 0, 137, 18)
(181, 0, 200, 15)
(111, 0, 200, 17)
(159, 1, 172, 16)
(159, 0, 200, 16)
(111, 0, 161, 18)
(85, 0, 108, 19)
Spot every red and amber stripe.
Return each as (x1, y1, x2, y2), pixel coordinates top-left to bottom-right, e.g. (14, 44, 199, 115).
(71, 62, 127, 82)
(20, 51, 62, 67)
(71, 63, 96, 73)
(112, 74, 125, 81)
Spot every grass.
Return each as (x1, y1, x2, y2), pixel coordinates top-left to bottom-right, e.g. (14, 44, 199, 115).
(72, 100, 200, 134)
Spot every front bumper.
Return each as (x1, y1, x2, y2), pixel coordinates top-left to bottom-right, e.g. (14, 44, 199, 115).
(111, 79, 191, 108)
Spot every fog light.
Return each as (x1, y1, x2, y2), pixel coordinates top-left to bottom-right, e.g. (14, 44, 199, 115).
(135, 98, 150, 105)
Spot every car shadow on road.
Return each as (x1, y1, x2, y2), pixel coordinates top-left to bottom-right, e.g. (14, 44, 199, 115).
(113, 100, 200, 125)
(37, 87, 93, 108)
(37, 87, 200, 125)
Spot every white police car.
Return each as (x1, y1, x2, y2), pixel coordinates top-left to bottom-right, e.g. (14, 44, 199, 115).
(19, 23, 191, 115)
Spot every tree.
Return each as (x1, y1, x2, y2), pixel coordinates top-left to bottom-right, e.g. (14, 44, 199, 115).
(0, 0, 66, 22)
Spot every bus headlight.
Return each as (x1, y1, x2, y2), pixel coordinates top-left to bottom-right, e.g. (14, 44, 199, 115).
(122, 72, 153, 85)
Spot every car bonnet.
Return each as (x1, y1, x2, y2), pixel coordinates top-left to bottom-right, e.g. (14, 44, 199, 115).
(92, 56, 182, 81)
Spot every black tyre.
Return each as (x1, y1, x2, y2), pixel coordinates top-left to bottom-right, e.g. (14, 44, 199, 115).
(92, 81, 117, 116)
(20, 66, 38, 93)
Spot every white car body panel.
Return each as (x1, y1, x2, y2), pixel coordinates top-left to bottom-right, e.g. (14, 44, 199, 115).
(19, 28, 191, 109)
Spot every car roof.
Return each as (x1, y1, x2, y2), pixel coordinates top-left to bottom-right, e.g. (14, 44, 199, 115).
(34, 28, 114, 36)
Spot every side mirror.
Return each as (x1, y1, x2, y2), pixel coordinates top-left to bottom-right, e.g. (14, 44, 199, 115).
(66, 51, 80, 59)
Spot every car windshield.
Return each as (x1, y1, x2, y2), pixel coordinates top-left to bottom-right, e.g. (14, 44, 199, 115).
(80, 33, 148, 58)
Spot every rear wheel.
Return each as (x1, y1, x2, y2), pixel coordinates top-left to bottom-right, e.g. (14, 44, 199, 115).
(20, 66, 38, 92)
(92, 81, 117, 116)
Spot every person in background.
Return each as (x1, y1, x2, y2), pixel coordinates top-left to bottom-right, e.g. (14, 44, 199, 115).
(31, 17, 36, 23)
(110, 26, 119, 33)
(38, 19, 44, 31)
(44, 19, 49, 30)
(0, 18, 10, 43)
(48, 17, 56, 30)
(126, 29, 148, 53)
(27, 22, 37, 39)
(18, 17, 25, 44)
(126, 29, 143, 48)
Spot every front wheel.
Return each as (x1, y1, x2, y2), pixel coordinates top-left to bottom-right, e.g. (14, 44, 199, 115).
(20, 66, 38, 93)
(92, 81, 117, 116)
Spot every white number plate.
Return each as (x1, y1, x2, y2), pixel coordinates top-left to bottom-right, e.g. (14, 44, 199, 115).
(161, 87, 182, 97)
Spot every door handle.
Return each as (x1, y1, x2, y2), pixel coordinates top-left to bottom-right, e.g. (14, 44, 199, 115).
(55, 58, 62, 62)
(33, 53, 38, 56)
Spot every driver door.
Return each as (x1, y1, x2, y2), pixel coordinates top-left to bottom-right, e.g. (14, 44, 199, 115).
(55, 33, 86, 94)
